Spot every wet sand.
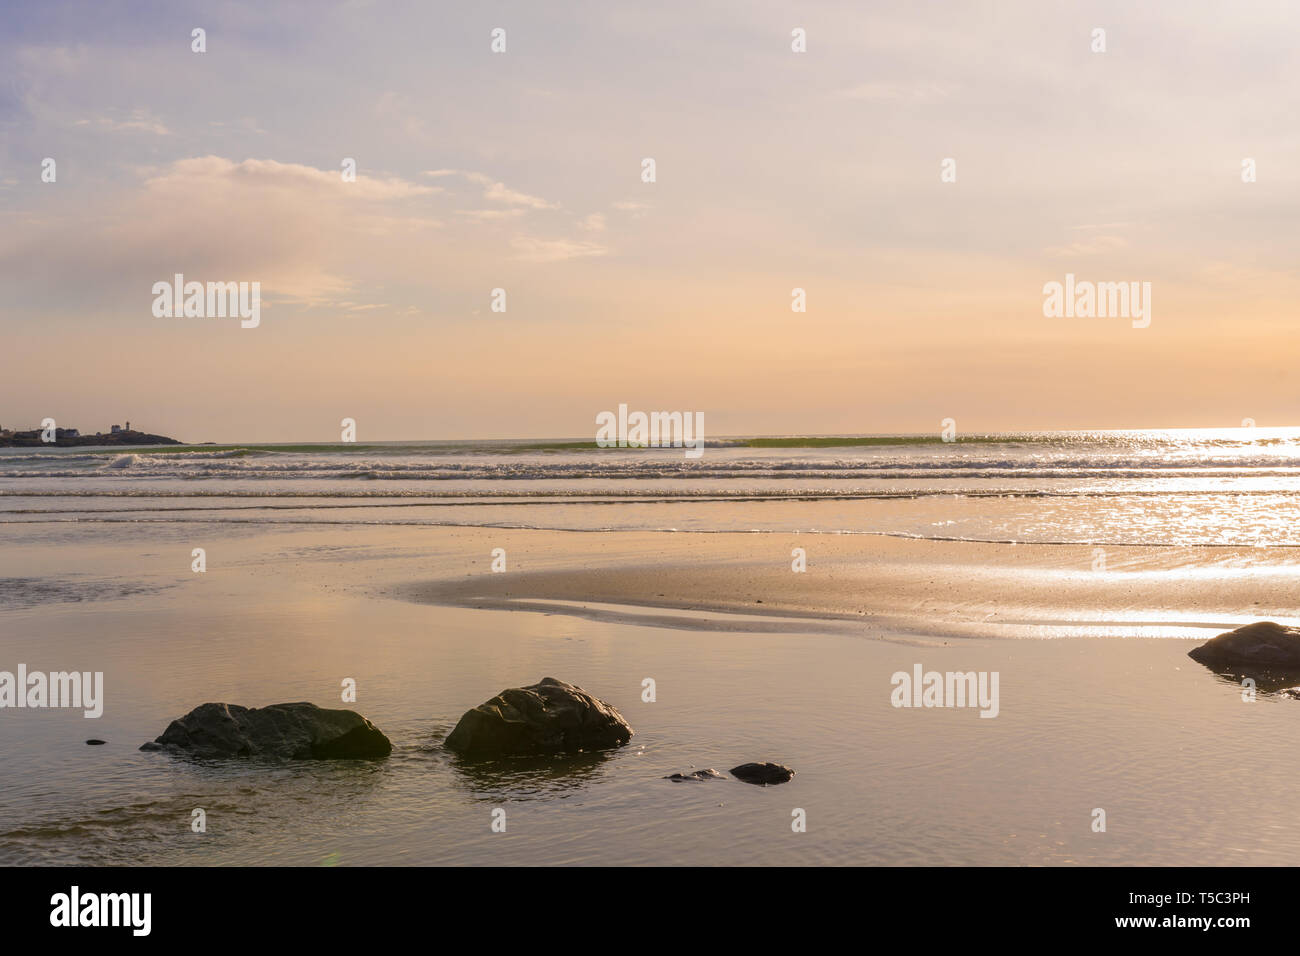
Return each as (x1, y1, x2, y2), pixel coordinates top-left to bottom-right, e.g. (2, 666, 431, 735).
(5, 518, 1300, 865)
(407, 529, 1300, 641)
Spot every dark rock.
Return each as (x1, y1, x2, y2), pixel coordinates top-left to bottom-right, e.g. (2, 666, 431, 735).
(730, 762, 795, 785)
(1188, 621, 1300, 683)
(139, 702, 391, 759)
(85, 739, 106, 746)
(444, 677, 632, 756)
(664, 768, 725, 782)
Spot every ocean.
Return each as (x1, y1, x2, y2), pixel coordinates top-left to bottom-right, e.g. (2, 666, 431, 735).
(4, 428, 1300, 545)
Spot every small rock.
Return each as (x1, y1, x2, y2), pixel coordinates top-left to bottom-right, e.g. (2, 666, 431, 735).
(730, 762, 795, 785)
(664, 769, 725, 782)
(85, 739, 106, 746)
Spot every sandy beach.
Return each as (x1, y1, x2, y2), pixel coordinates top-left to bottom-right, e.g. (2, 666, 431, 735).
(4, 500, 1300, 866)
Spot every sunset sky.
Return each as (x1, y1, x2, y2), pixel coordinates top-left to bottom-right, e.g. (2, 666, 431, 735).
(2, 0, 1297, 442)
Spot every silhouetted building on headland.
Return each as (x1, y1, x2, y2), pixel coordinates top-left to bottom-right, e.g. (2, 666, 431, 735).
(0, 423, 181, 447)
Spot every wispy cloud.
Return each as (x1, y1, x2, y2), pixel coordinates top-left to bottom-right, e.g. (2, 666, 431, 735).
(142, 156, 438, 200)
(456, 208, 527, 222)
(464, 172, 557, 210)
(74, 108, 170, 135)
(1045, 228, 1131, 257)
(834, 82, 952, 101)
(511, 235, 607, 262)
(0, 156, 442, 308)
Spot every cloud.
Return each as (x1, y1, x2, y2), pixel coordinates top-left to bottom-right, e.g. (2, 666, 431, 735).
(612, 199, 652, 213)
(456, 208, 527, 222)
(74, 108, 170, 135)
(1045, 234, 1130, 257)
(420, 169, 559, 211)
(511, 236, 607, 262)
(0, 155, 613, 324)
(141, 155, 437, 201)
(464, 171, 557, 209)
(834, 82, 952, 101)
(0, 156, 442, 308)
(208, 117, 269, 135)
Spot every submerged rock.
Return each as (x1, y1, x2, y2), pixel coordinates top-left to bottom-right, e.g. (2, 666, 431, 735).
(664, 769, 725, 782)
(729, 762, 795, 785)
(444, 677, 632, 756)
(85, 739, 106, 746)
(1188, 621, 1300, 678)
(139, 702, 392, 759)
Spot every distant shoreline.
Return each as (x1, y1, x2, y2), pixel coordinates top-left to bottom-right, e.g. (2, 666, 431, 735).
(6, 426, 1298, 455)
(0, 429, 182, 448)
(1, 426, 1296, 454)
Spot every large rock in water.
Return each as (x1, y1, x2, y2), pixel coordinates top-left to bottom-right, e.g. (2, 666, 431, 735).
(444, 677, 633, 756)
(730, 762, 795, 785)
(1188, 621, 1300, 677)
(139, 702, 392, 759)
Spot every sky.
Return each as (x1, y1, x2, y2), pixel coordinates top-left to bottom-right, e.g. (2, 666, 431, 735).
(1, 0, 1297, 442)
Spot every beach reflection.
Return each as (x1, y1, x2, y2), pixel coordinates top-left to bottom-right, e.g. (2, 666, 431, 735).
(1198, 667, 1300, 694)
(444, 748, 619, 799)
